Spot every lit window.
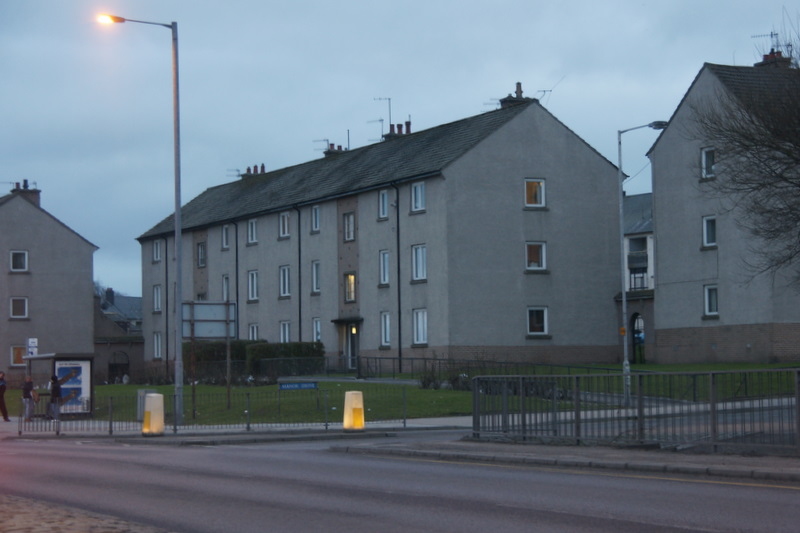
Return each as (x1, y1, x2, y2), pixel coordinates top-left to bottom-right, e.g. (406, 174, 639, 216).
(525, 179, 546, 207)
(248, 270, 259, 300)
(701, 147, 716, 179)
(311, 205, 320, 233)
(153, 285, 162, 312)
(343, 212, 355, 242)
(380, 312, 391, 346)
(279, 265, 291, 298)
(196, 242, 206, 268)
(703, 216, 717, 247)
(525, 242, 546, 270)
(311, 260, 321, 294)
(10, 251, 28, 272)
(412, 244, 427, 281)
(279, 212, 291, 238)
(412, 308, 427, 344)
(704, 285, 719, 316)
(280, 321, 291, 343)
(527, 307, 548, 335)
(247, 219, 258, 243)
(379, 250, 390, 285)
(378, 189, 389, 219)
(10, 297, 28, 319)
(11, 346, 26, 367)
(411, 182, 426, 212)
(344, 273, 356, 302)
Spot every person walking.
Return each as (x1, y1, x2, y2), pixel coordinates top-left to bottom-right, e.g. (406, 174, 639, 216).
(0, 371, 10, 422)
(22, 375, 35, 422)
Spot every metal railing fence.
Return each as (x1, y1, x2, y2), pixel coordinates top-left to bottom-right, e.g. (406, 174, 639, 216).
(472, 370, 800, 454)
(17, 386, 410, 436)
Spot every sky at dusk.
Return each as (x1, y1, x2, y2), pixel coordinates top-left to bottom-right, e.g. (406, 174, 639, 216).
(1, 1, 797, 296)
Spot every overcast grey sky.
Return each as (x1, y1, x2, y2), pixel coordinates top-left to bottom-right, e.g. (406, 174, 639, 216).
(1, 1, 796, 296)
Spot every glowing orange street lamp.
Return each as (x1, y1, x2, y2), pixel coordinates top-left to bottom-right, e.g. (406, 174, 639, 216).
(98, 14, 185, 422)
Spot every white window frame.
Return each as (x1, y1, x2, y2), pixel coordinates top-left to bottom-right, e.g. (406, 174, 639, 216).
(11, 346, 26, 367)
(380, 311, 391, 347)
(312, 317, 321, 342)
(221, 224, 230, 249)
(378, 189, 389, 219)
(311, 260, 321, 293)
(222, 275, 230, 302)
(702, 216, 717, 247)
(412, 244, 427, 281)
(247, 218, 258, 243)
(152, 240, 162, 262)
(248, 270, 259, 301)
(344, 273, 356, 302)
(153, 285, 162, 312)
(379, 250, 390, 285)
(412, 308, 428, 345)
(279, 265, 291, 298)
(525, 242, 547, 270)
(701, 147, 716, 179)
(527, 306, 548, 335)
(10, 297, 28, 319)
(704, 285, 719, 316)
(343, 212, 355, 242)
(153, 332, 162, 359)
(196, 242, 206, 268)
(279, 211, 291, 238)
(311, 205, 320, 233)
(411, 181, 426, 212)
(280, 321, 291, 343)
(248, 323, 259, 341)
(10, 250, 28, 272)
(524, 178, 546, 207)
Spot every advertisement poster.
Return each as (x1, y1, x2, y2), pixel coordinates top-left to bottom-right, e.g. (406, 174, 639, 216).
(53, 360, 91, 414)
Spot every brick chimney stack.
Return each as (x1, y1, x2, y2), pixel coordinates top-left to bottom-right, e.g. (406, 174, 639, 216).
(11, 179, 41, 207)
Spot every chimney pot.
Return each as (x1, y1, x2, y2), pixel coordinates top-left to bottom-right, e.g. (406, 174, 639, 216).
(397, 124, 403, 135)
(515, 82, 523, 99)
(405, 120, 411, 134)
(389, 123, 396, 134)
(246, 166, 252, 174)
(260, 163, 265, 173)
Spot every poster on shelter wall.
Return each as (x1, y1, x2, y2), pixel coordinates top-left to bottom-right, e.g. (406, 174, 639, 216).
(53, 360, 91, 414)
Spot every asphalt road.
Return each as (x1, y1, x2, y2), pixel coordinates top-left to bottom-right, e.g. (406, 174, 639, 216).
(1, 431, 799, 532)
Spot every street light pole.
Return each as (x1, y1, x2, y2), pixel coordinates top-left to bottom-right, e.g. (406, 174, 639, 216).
(617, 120, 667, 407)
(99, 15, 184, 422)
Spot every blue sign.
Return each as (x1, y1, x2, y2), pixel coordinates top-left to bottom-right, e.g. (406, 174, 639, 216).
(279, 382, 318, 391)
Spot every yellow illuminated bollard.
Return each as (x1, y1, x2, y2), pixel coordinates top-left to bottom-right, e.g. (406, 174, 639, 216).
(142, 393, 165, 436)
(343, 391, 365, 431)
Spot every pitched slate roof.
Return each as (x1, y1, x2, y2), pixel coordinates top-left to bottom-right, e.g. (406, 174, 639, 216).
(648, 62, 800, 155)
(139, 101, 537, 240)
(705, 62, 800, 102)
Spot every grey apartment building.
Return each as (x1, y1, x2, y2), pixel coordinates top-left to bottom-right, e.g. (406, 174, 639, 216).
(138, 89, 623, 377)
(650, 58, 800, 363)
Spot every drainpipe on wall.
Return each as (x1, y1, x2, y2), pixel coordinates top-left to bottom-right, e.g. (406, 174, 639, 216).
(294, 206, 303, 341)
(232, 221, 240, 339)
(163, 236, 170, 381)
(391, 183, 403, 373)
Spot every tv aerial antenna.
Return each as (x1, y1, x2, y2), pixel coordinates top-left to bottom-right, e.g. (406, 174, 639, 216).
(375, 97, 392, 126)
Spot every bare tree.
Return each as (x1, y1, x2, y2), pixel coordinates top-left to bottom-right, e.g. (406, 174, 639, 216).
(690, 61, 800, 282)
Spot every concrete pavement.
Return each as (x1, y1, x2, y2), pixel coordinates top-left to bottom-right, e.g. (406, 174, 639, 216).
(2, 414, 799, 532)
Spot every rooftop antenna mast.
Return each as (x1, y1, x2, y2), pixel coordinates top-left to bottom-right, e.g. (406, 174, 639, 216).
(368, 117, 385, 141)
(375, 97, 392, 126)
(313, 138, 330, 151)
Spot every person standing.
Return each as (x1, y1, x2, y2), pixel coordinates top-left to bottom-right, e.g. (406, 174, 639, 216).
(0, 371, 10, 422)
(22, 375, 35, 422)
(49, 370, 77, 421)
